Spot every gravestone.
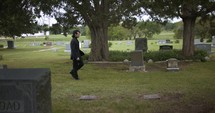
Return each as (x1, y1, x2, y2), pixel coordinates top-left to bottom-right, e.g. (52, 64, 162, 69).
(166, 58, 179, 71)
(129, 50, 145, 72)
(64, 43, 71, 52)
(135, 38, 147, 52)
(159, 45, 173, 51)
(46, 42, 52, 46)
(194, 39, 201, 44)
(212, 36, 215, 48)
(56, 41, 64, 46)
(195, 44, 211, 54)
(7, 41, 14, 49)
(0, 68, 52, 113)
(157, 40, 166, 44)
(83, 40, 90, 48)
(127, 41, 132, 45)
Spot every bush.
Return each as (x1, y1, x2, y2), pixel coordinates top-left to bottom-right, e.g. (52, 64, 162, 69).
(84, 50, 208, 62)
(109, 51, 130, 61)
(143, 50, 184, 61)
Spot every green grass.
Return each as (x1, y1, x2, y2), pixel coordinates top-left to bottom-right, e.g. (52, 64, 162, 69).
(1, 43, 215, 113)
(1, 31, 215, 112)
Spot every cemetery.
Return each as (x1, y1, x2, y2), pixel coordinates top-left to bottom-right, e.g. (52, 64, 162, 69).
(1, 34, 215, 113)
(1, 0, 215, 112)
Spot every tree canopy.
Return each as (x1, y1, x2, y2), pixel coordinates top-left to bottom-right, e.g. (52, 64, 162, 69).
(54, 0, 141, 61)
(140, 0, 215, 56)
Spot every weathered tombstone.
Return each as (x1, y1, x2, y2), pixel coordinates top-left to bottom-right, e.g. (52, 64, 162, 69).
(166, 58, 179, 71)
(83, 40, 90, 48)
(56, 41, 64, 46)
(129, 50, 145, 72)
(7, 40, 14, 49)
(158, 40, 166, 44)
(0, 68, 52, 113)
(159, 45, 173, 51)
(64, 43, 71, 52)
(46, 42, 52, 46)
(212, 36, 215, 48)
(194, 39, 201, 44)
(135, 38, 148, 52)
(127, 41, 132, 45)
(195, 44, 211, 54)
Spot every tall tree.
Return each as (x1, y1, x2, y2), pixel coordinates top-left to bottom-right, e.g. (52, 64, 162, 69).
(55, 0, 140, 61)
(0, 0, 57, 37)
(137, 21, 161, 38)
(141, 0, 215, 57)
(0, 0, 36, 37)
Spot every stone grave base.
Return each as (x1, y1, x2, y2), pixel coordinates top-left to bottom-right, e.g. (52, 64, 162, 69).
(166, 67, 179, 71)
(128, 66, 146, 72)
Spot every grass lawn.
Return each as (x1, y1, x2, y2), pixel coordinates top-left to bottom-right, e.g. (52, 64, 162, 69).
(1, 41, 215, 113)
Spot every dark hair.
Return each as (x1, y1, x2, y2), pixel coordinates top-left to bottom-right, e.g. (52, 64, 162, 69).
(72, 30, 80, 38)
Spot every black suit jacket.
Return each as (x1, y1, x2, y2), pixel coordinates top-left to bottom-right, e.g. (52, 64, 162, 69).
(70, 37, 84, 60)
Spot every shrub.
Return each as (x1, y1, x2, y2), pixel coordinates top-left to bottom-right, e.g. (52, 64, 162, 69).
(109, 51, 130, 61)
(143, 50, 184, 61)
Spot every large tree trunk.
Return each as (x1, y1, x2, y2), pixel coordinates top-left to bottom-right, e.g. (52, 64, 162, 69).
(88, 24, 109, 61)
(182, 17, 196, 57)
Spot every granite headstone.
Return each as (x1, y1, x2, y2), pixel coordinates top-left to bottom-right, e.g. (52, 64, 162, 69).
(135, 38, 147, 52)
(0, 68, 52, 113)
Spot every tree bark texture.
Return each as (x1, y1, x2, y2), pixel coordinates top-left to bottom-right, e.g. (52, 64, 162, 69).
(88, 24, 109, 61)
(182, 17, 196, 57)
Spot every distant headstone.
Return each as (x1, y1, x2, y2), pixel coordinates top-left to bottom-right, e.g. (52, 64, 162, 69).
(195, 44, 211, 54)
(194, 39, 201, 44)
(64, 43, 71, 52)
(157, 40, 166, 44)
(212, 36, 215, 48)
(56, 41, 64, 46)
(7, 41, 14, 49)
(83, 40, 90, 48)
(159, 45, 173, 51)
(0, 68, 52, 113)
(135, 38, 148, 52)
(129, 50, 145, 72)
(46, 42, 52, 46)
(127, 41, 132, 45)
(166, 58, 179, 71)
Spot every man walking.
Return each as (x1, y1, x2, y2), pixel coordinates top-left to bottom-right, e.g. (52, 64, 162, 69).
(70, 30, 84, 80)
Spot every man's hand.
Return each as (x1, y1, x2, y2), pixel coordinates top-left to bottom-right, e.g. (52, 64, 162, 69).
(77, 57, 80, 60)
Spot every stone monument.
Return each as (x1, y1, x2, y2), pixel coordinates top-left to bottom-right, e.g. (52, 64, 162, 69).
(135, 38, 148, 52)
(166, 58, 179, 71)
(7, 41, 15, 49)
(0, 68, 52, 113)
(129, 50, 145, 72)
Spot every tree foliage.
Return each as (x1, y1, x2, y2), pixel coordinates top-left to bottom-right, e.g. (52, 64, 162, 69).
(140, 0, 215, 57)
(54, 0, 141, 61)
(0, 0, 58, 37)
(137, 21, 161, 38)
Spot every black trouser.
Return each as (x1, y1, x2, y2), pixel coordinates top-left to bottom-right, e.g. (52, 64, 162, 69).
(72, 58, 84, 75)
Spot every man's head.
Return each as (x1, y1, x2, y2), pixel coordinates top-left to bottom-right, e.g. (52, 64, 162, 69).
(72, 30, 81, 38)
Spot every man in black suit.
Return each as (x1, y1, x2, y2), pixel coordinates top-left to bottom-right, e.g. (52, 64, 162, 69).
(70, 30, 84, 80)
